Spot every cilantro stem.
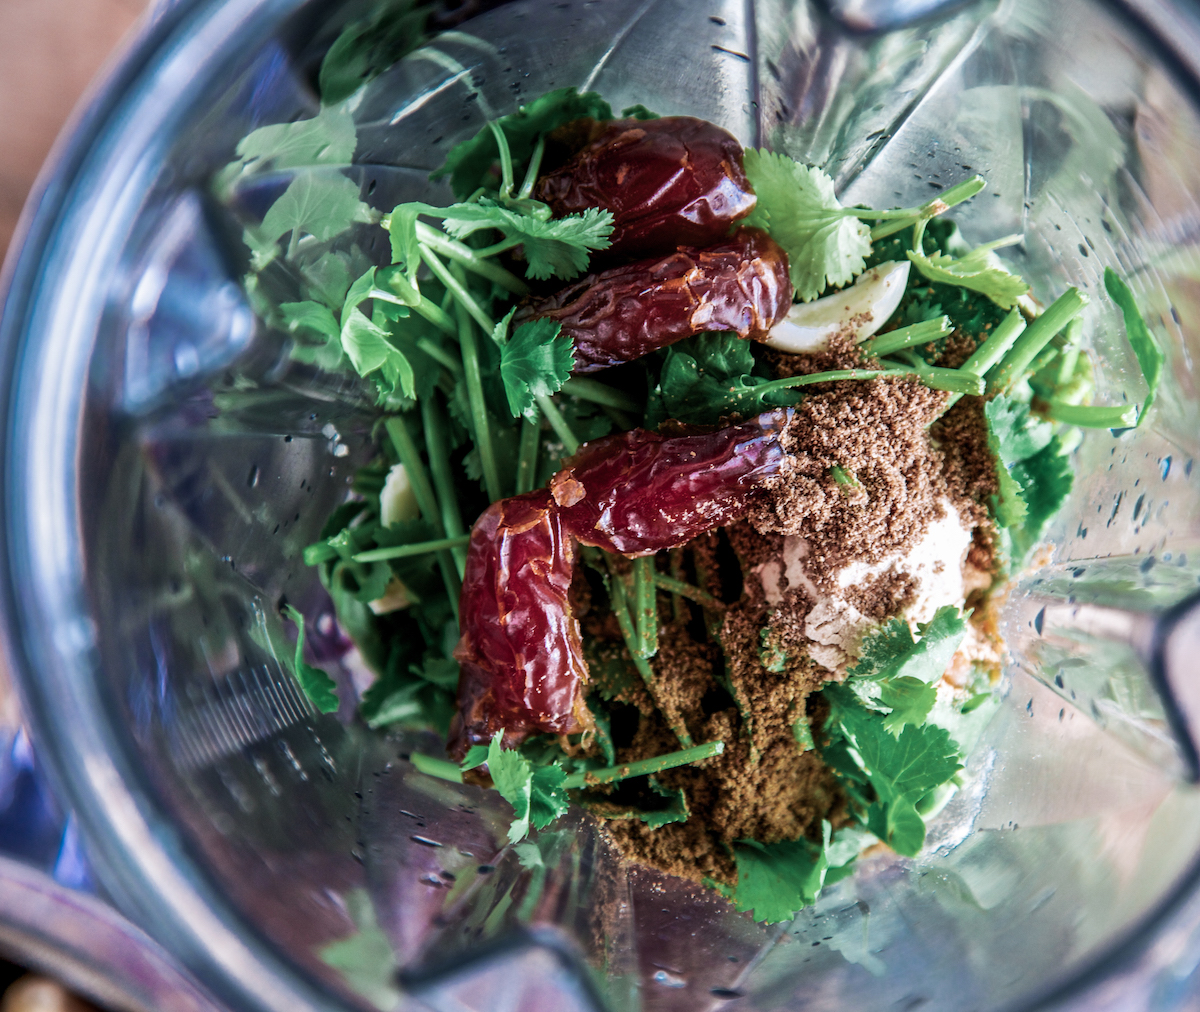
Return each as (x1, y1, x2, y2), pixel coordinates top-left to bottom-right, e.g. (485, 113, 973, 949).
(987, 287, 1088, 393)
(865, 175, 987, 240)
(668, 547, 686, 622)
(449, 274, 504, 503)
(383, 416, 462, 619)
(562, 740, 724, 789)
(423, 396, 469, 576)
(960, 307, 1025, 376)
(418, 245, 496, 334)
(1041, 401, 1137, 428)
(410, 753, 463, 782)
(416, 336, 463, 377)
(561, 377, 641, 412)
(862, 316, 952, 357)
(415, 223, 529, 296)
(488, 121, 516, 197)
(653, 572, 725, 611)
(518, 135, 546, 199)
(516, 412, 540, 494)
(633, 557, 659, 659)
(471, 237, 523, 259)
(535, 393, 580, 455)
(606, 557, 692, 747)
(753, 366, 984, 397)
(353, 535, 473, 563)
(368, 281, 456, 336)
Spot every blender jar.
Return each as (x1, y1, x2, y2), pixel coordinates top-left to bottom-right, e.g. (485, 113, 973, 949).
(2, 0, 1200, 1010)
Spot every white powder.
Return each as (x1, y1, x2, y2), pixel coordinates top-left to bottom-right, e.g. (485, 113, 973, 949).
(755, 498, 975, 671)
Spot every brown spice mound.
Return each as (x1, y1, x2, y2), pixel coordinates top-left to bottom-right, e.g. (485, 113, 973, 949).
(746, 374, 951, 589)
(589, 341, 1000, 888)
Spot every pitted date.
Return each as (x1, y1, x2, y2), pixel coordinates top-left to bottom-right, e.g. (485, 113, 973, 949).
(551, 408, 793, 555)
(529, 228, 792, 374)
(534, 116, 757, 258)
(449, 410, 794, 756)
(450, 490, 590, 757)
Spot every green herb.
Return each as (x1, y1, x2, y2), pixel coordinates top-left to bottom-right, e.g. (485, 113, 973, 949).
(862, 316, 952, 358)
(825, 685, 962, 856)
(433, 87, 614, 199)
(1009, 437, 1075, 559)
(732, 821, 831, 924)
(847, 606, 967, 685)
(285, 605, 339, 713)
(878, 676, 939, 737)
(318, 0, 427, 105)
(741, 150, 872, 301)
(1042, 401, 1137, 429)
(987, 288, 1088, 393)
(253, 173, 375, 266)
(1103, 267, 1164, 424)
(318, 889, 400, 1010)
(438, 201, 613, 280)
(217, 105, 357, 193)
(985, 394, 1054, 467)
(461, 732, 570, 844)
(907, 235, 1029, 309)
(498, 318, 576, 418)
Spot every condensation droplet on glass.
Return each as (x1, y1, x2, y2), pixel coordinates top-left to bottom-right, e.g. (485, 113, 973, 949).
(652, 970, 687, 988)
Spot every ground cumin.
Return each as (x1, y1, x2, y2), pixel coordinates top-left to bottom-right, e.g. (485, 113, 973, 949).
(587, 338, 998, 887)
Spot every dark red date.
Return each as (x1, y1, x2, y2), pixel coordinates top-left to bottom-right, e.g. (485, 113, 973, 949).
(450, 490, 591, 757)
(529, 228, 792, 373)
(551, 408, 793, 555)
(534, 116, 757, 258)
(449, 410, 794, 756)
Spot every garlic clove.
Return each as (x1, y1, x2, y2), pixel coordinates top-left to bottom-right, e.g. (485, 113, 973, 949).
(370, 577, 414, 615)
(380, 462, 420, 527)
(764, 260, 910, 354)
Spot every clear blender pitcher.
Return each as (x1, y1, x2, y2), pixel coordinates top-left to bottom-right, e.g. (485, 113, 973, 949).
(2, 0, 1200, 1010)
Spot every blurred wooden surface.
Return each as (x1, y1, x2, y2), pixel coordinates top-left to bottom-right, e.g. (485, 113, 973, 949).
(0, 0, 148, 262)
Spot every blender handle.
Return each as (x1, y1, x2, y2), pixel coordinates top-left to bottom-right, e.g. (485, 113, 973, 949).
(1149, 591, 1200, 782)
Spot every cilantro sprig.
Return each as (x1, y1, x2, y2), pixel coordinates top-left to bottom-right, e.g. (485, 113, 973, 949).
(741, 150, 985, 301)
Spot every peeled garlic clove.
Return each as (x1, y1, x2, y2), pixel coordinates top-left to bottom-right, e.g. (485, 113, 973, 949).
(380, 463, 420, 527)
(764, 260, 910, 354)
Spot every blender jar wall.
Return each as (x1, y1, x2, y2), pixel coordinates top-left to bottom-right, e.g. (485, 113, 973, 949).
(1, 1, 1200, 1012)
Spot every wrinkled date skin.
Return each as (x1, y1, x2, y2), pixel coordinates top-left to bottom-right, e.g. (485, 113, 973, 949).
(534, 116, 757, 258)
(551, 409, 793, 554)
(451, 490, 590, 756)
(449, 409, 793, 756)
(529, 228, 792, 373)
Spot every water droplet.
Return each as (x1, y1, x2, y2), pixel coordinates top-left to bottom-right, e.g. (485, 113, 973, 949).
(247, 464, 260, 488)
(411, 836, 443, 848)
(711, 988, 742, 999)
(1162, 456, 1173, 480)
(652, 970, 687, 989)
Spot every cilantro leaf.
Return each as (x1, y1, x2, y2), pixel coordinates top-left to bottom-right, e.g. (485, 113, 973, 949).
(499, 319, 574, 417)
(832, 689, 962, 855)
(879, 676, 938, 737)
(984, 395, 1054, 467)
(340, 268, 416, 397)
(848, 606, 966, 685)
(255, 173, 374, 266)
(656, 333, 798, 424)
(478, 732, 569, 844)
(281, 300, 346, 370)
(439, 201, 613, 280)
(218, 105, 356, 192)
(1104, 267, 1164, 423)
(318, 889, 399, 1010)
(385, 203, 423, 284)
(907, 236, 1030, 309)
(1010, 437, 1074, 560)
(984, 394, 1052, 529)
(741, 149, 871, 301)
(732, 821, 832, 924)
(318, 0, 427, 105)
(285, 606, 338, 713)
(433, 87, 614, 199)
